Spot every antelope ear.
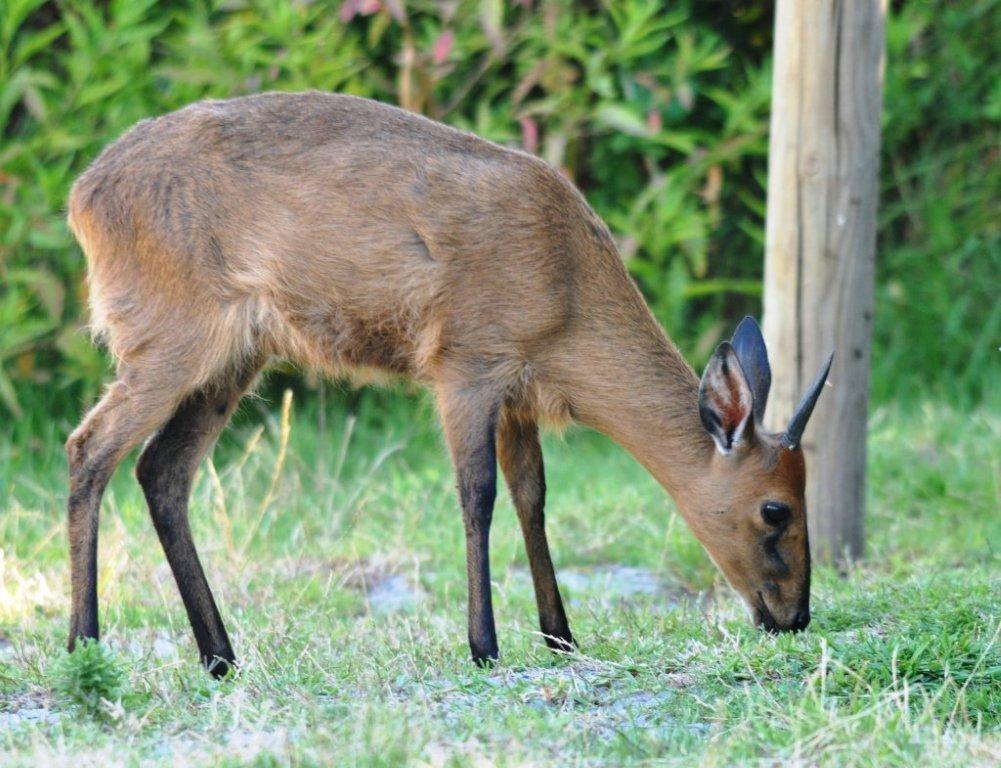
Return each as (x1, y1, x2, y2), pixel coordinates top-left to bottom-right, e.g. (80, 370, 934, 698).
(699, 342, 754, 455)
(731, 316, 771, 423)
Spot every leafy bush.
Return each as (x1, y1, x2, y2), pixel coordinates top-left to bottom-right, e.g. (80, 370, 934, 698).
(873, 0, 1000, 404)
(0, 0, 996, 415)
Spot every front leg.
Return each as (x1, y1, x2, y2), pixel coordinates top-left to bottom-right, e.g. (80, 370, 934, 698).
(497, 409, 575, 653)
(437, 381, 501, 666)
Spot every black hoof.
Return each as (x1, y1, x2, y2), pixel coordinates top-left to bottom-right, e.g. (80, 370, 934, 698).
(470, 638, 499, 668)
(472, 653, 499, 668)
(469, 631, 499, 668)
(205, 654, 237, 679)
(543, 632, 577, 654)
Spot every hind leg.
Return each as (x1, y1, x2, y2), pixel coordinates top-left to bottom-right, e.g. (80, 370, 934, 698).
(65, 366, 193, 649)
(135, 360, 261, 677)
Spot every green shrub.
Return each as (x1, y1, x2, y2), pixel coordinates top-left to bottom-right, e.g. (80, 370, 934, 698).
(51, 638, 127, 715)
(0, 1, 996, 415)
(874, 0, 1000, 404)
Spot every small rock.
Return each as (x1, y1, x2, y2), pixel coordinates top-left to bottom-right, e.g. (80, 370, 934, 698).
(559, 566, 662, 598)
(153, 635, 178, 659)
(367, 574, 425, 614)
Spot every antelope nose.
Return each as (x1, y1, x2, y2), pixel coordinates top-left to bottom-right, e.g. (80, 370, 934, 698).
(791, 608, 811, 632)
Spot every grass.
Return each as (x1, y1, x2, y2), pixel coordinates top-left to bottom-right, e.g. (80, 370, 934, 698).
(0, 386, 998, 766)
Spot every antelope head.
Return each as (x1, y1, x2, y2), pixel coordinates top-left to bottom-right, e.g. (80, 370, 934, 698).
(690, 317, 832, 632)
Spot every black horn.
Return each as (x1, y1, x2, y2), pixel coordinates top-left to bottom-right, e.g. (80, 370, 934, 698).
(731, 316, 771, 423)
(782, 353, 834, 450)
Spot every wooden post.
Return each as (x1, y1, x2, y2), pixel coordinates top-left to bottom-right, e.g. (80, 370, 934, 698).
(763, 0, 886, 563)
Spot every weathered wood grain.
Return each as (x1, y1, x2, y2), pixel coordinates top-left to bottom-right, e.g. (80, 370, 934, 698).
(763, 0, 887, 563)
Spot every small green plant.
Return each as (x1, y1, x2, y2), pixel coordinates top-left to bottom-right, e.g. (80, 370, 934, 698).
(51, 638, 127, 715)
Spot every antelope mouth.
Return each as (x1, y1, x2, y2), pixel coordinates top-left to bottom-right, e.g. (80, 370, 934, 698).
(754, 591, 780, 634)
(754, 591, 810, 633)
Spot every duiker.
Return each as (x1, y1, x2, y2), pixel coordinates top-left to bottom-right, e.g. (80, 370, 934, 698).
(65, 92, 830, 676)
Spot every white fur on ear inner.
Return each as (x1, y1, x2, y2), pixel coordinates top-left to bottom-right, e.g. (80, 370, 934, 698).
(699, 341, 755, 455)
(714, 408, 751, 455)
(706, 405, 752, 456)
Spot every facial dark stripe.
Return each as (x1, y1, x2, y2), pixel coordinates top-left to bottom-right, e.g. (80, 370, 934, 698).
(761, 529, 790, 577)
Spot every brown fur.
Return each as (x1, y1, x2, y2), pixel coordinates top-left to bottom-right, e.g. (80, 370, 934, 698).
(65, 92, 812, 672)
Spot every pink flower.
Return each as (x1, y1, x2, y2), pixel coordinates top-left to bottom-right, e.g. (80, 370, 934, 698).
(646, 109, 662, 134)
(433, 31, 454, 64)
(519, 117, 539, 154)
(382, 0, 405, 22)
(340, 0, 380, 21)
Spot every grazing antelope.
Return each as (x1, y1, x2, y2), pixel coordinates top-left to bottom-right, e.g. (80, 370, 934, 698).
(65, 92, 831, 677)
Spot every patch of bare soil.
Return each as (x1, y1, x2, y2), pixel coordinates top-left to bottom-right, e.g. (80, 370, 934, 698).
(512, 565, 696, 610)
(286, 556, 427, 614)
(388, 659, 708, 739)
(0, 692, 58, 731)
(148, 727, 292, 762)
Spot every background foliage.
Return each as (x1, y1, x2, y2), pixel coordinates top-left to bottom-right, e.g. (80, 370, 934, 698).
(0, 0, 997, 417)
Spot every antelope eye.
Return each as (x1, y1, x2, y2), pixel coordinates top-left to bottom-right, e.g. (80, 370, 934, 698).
(761, 502, 791, 527)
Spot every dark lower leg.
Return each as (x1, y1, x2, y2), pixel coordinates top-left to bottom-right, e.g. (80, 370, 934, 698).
(136, 370, 256, 677)
(149, 509, 234, 676)
(67, 463, 112, 647)
(519, 515, 574, 651)
(440, 385, 501, 666)
(498, 412, 574, 652)
(460, 442, 499, 665)
(465, 514, 497, 665)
